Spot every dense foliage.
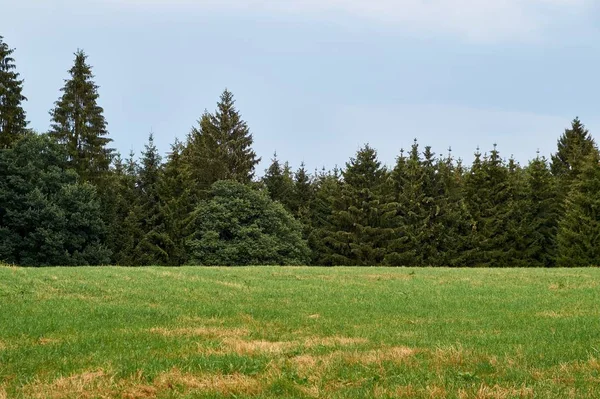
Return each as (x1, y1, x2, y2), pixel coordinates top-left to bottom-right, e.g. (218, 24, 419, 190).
(1, 38, 600, 266)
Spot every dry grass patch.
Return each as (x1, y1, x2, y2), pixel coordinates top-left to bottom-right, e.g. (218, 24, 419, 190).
(153, 369, 264, 396)
(468, 384, 533, 399)
(208, 338, 297, 355)
(23, 370, 112, 399)
(304, 336, 369, 348)
(38, 337, 61, 346)
(23, 368, 268, 399)
(344, 346, 418, 366)
(432, 345, 470, 368)
(150, 326, 248, 339)
(0, 385, 7, 399)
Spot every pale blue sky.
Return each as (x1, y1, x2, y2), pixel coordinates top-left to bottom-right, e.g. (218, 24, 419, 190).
(2, 0, 600, 173)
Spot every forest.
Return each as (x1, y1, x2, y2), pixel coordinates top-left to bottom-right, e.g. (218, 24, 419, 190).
(1, 36, 599, 267)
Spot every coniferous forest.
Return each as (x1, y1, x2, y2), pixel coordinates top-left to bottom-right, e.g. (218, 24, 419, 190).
(1, 38, 599, 267)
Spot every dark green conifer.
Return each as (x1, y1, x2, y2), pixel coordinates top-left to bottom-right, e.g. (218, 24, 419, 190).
(49, 50, 113, 183)
(183, 89, 260, 197)
(323, 145, 394, 266)
(465, 145, 512, 266)
(385, 141, 426, 266)
(521, 153, 559, 267)
(0, 36, 28, 149)
(556, 153, 600, 266)
(262, 152, 295, 210)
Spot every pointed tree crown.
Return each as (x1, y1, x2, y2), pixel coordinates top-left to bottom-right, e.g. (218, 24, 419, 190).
(0, 36, 28, 149)
(50, 49, 113, 182)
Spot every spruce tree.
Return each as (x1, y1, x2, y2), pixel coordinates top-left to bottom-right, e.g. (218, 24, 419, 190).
(129, 134, 173, 265)
(551, 118, 598, 197)
(430, 150, 472, 266)
(0, 36, 27, 149)
(262, 152, 295, 210)
(158, 139, 194, 266)
(308, 167, 342, 265)
(49, 50, 113, 183)
(464, 145, 512, 266)
(292, 162, 314, 217)
(522, 154, 559, 267)
(385, 141, 426, 266)
(183, 89, 260, 197)
(322, 145, 394, 266)
(556, 153, 600, 266)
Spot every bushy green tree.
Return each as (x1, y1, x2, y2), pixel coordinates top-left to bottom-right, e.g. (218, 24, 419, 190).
(0, 134, 110, 266)
(556, 153, 600, 266)
(187, 180, 310, 266)
(49, 50, 113, 183)
(0, 36, 28, 149)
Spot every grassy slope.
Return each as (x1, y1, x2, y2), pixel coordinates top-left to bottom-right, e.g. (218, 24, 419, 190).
(0, 267, 599, 398)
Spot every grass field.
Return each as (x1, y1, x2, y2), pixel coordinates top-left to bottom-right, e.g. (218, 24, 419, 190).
(1, 267, 600, 398)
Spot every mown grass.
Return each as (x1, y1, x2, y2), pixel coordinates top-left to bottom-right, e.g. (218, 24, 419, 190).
(1, 267, 599, 398)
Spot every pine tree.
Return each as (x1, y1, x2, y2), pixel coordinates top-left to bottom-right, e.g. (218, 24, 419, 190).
(521, 154, 559, 267)
(102, 152, 138, 264)
(322, 145, 394, 266)
(385, 141, 426, 266)
(464, 145, 512, 266)
(262, 152, 295, 210)
(551, 118, 598, 196)
(430, 150, 472, 266)
(130, 133, 173, 265)
(158, 139, 194, 266)
(556, 153, 600, 266)
(182, 89, 260, 197)
(505, 156, 529, 266)
(0, 36, 27, 149)
(49, 50, 113, 183)
(292, 162, 314, 217)
(308, 167, 342, 265)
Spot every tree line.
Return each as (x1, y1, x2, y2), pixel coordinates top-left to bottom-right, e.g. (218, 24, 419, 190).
(1, 37, 599, 267)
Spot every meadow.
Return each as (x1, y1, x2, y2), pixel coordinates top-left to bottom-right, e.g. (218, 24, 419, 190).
(0, 266, 599, 398)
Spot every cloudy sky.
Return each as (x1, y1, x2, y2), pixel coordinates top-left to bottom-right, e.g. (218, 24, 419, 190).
(3, 0, 599, 172)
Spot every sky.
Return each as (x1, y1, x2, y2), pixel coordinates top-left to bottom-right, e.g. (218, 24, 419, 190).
(2, 0, 600, 174)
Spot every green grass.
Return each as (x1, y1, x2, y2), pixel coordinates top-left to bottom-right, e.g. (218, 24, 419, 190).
(1, 267, 600, 398)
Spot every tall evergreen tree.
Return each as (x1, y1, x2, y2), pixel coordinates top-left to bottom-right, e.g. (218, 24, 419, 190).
(292, 162, 314, 218)
(263, 152, 295, 210)
(158, 139, 194, 266)
(321, 145, 394, 266)
(385, 142, 426, 266)
(521, 154, 559, 267)
(551, 118, 598, 195)
(49, 50, 113, 183)
(0, 36, 27, 149)
(182, 89, 260, 197)
(464, 145, 512, 266)
(124, 134, 173, 265)
(556, 153, 600, 266)
(308, 167, 342, 265)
